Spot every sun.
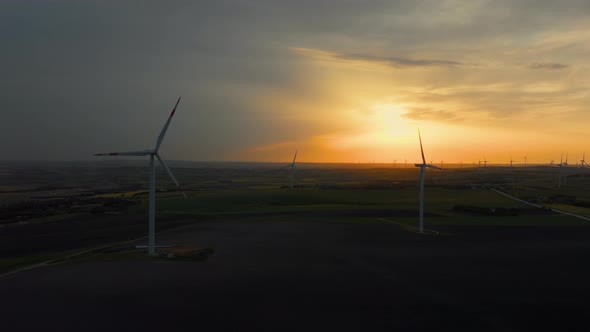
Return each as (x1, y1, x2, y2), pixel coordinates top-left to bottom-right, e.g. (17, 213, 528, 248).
(371, 102, 414, 141)
(335, 102, 415, 148)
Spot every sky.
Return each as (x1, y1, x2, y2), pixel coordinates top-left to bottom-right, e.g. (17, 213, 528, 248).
(2, 0, 589, 164)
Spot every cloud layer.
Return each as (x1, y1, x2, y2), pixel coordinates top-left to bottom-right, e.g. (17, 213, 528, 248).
(1, 0, 589, 162)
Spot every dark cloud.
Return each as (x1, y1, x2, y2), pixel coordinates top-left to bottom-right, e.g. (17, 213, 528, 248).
(528, 63, 569, 70)
(330, 51, 462, 68)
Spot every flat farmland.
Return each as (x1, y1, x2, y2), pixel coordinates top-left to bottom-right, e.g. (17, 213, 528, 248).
(1, 161, 590, 331)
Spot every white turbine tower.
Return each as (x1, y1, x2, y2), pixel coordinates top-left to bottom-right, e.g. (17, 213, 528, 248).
(94, 97, 185, 256)
(414, 130, 442, 234)
(283, 150, 298, 190)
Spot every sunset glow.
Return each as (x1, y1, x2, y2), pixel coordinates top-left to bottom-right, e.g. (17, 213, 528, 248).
(3, 1, 589, 164)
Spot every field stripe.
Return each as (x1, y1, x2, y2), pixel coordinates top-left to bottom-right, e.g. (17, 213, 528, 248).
(0, 235, 148, 279)
(490, 188, 590, 222)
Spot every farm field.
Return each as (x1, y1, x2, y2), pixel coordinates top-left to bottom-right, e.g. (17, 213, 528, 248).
(2, 161, 590, 331)
(2, 161, 590, 270)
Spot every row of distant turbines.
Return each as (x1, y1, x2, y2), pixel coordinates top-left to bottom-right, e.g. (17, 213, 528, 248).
(392, 154, 588, 169)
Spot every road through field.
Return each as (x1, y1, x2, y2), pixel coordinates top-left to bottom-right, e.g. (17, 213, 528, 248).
(491, 188, 590, 222)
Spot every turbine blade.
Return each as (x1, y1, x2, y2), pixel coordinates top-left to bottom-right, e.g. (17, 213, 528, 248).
(94, 150, 152, 156)
(155, 97, 182, 152)
(426, 164, 443, 170)
(418, 129, 426, 164)
(292, 150, 298, 165)
(156, 153, 187, 199)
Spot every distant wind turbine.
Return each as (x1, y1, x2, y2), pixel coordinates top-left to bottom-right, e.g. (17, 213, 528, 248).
(581, 152, 587, 178)
(414, 130, 442, 234)
(524, 156, 528, 168)
(564, 153, 569, 185)
(509, 156, 514, 169)
(283, 150, 298, 190)
(557, 153, 568, 187)
(94, 97, 185, 256)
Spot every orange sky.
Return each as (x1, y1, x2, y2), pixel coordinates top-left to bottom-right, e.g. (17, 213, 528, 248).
(236, 40, 590, 165)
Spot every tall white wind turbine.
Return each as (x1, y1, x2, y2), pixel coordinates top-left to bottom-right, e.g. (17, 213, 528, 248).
(283, 150, 298, 190)
(94, 97, 185, 256)
(414, 130, 442, 234)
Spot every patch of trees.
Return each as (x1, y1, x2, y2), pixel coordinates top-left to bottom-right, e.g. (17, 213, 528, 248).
(0, 196, 139, 224)
(530, 194, 590, 207)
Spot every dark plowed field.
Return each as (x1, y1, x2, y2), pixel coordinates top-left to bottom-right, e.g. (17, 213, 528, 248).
(2, 220, 590, 331)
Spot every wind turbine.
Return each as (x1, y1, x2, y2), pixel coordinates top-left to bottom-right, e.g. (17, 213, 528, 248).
(283, 150, 298, 190)
(94, 97, 185, 256)
(563, 153, 569, 185)
(559, 153, 563, 167)
(483, 157, 490, 168)
(557, 153, 567, 188)
(581, 152, 587, 178)
(524, 156, 528, 168)
(414, 130, 442, 234)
